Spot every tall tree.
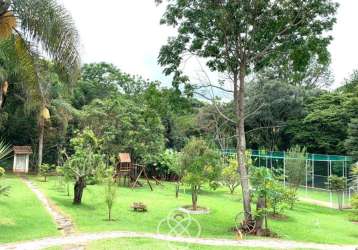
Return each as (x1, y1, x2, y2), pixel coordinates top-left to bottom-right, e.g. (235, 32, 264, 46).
(157, 0, 337, 226)
(345, 118, 358, 160)
(0, 0, 80, 105)
(289, 92, 357, 154)
(0, 0, 80, 167)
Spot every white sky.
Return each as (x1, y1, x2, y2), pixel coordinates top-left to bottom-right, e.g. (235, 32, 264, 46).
(61, 0, 358, 89)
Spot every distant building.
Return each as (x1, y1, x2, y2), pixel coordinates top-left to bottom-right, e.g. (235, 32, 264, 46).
(13, 146, 32, 173)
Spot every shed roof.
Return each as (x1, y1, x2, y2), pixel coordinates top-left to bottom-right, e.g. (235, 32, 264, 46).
(13, 146, 32, 155)
(118, 153, 131, 163)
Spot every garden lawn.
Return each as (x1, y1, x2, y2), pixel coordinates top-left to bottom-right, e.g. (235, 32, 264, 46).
(86, 238, 281, 250)
(297, 187, 350, 207)
(0, 175, 59, 243)
(33, 176, 358, 245)
(44, 238, 296, 250)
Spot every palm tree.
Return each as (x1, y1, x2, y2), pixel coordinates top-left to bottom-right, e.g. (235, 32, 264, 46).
(0, 0, 80, 168)
(0, 140, 11, 161)
(0, 140, 11, 196)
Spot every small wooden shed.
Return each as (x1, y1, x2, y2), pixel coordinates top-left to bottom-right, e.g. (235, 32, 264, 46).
(13, 146, 32, 173)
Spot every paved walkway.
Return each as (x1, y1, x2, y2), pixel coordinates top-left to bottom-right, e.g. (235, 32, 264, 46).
(20, 177, 75, 235)
(0, 231, 357, 250)
(300, 197, 351, 209)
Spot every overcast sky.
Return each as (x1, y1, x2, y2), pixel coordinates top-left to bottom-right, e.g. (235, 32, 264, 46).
(61, 0, 357, 89)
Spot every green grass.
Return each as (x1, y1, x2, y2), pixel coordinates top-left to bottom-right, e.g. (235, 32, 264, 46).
(32, 176, 358, 245)
(297, 187, 350, 207)
(0, 175, 59, 243)
(44, 238, 306, 250)
(86, 238, 278, 250)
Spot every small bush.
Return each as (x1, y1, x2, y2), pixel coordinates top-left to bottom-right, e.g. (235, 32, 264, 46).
(351, 194, 358, 210)
(39, 164, 53, 182)
(104, 168, 117, 221)
(0, 166, 9, 196)
(0, 167, 5, 177)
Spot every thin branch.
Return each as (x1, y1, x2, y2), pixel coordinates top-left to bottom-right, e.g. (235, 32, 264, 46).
(193, 91, 236, 124)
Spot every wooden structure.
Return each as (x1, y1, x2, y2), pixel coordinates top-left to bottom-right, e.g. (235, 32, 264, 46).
(13, 146, 32, 173)
(115, 153, 153, 191)
(131, 202, 147, 212)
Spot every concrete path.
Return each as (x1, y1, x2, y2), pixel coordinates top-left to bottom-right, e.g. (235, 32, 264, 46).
(20, 177, 75, 236)
(0, 231, 356, 250)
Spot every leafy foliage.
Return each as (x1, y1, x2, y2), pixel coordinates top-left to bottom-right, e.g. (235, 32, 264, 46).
(221, 159, 240, 194)
(0, 140, 11, 161)
(250, 167, 293, 216)
(180, 138, 221, 210)
(327, 175, 347, 210)
(104, 168, 117, 221)
(63, 128, 106, 204)
(285, 145, 307, 189)
(345, 118, 358, 159)
(82, 97, 165, 163)
(39, 163, 53, 182)
(351, 195, 358, 211)
(288, 92, 358, 154)
(0, 166, 9, 196)
(157, 0, 337, 225)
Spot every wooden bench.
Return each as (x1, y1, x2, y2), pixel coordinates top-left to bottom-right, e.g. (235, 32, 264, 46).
(131, 202, 147, 212)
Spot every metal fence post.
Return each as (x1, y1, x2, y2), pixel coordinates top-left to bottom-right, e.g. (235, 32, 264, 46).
(283, 151, 286, 187)
(312, 154, 315, 188)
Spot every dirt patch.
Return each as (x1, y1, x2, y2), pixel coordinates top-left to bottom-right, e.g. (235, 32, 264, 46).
(180, 205, 210, 214)
(268, 213, 289, 221)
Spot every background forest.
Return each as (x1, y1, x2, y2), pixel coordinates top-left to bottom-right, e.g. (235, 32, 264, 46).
(1, 61, 358, 175)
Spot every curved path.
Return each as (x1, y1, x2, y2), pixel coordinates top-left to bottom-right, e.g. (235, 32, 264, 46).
(0, 231, 356, 250)
(20, 177, 75, 235)
(10, 177, 356, 250)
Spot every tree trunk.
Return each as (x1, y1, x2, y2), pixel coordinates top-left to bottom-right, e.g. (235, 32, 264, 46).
(337, 191, 342, 210)
(38, 117, 45, 172)
(255, 196, 266, 235)
(108, 207, 112, 221)
(175, 182, 179, 198)
(192, 185, 198, 210)
(235, 65, 252, 221)
(73, 177, 86, 204)
(67, 183, 70, 196)
(0, 86, 3, 110)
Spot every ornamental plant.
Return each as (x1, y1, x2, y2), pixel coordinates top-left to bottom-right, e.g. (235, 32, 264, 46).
(180, 138, 221, 210)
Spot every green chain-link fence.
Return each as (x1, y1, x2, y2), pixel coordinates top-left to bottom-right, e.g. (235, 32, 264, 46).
(222, 149, 353, 208)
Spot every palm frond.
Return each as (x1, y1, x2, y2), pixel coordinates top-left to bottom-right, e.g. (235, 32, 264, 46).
(13, 35, 42, 111)
(0, 184, 10, 196)
(0, 140, 12, 161)
(11, 0, 80, 82)
(0, 34, 42, 111)
(0, 11, 16, 39)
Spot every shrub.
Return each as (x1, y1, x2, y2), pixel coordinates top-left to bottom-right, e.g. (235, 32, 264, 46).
(0, 166, 9, 196)
(351, 194, 358, 210)
(285, 145, 307, 190)
(250, 167, 292, 220)
(158, 149, 182, 197)
(283, 188, 299, 210)
(0, 167, 5, 177)
(326, 175, 347, 210)
(104, 168, 117, 221)
(39, 163, 53, 182)
(221, 159, 240, 194)
(63, 128, 106, 204)
(180, 138, 221, 210)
